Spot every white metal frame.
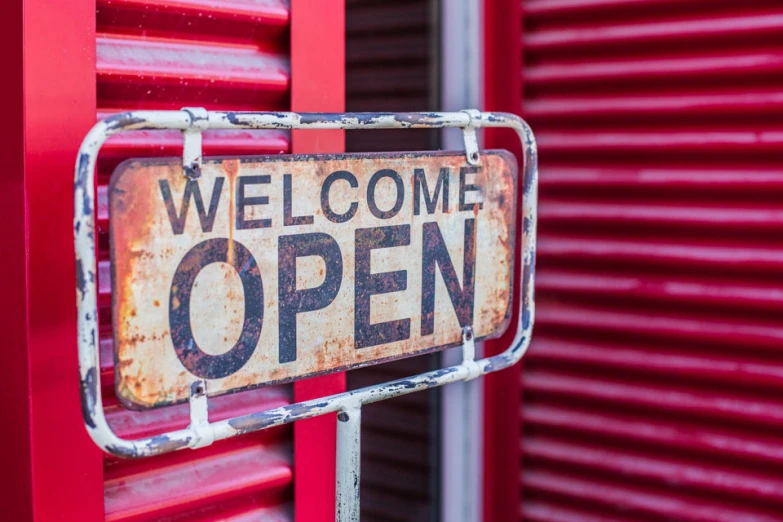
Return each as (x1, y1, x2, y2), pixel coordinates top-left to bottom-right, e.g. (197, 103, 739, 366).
(73, 109, 538, 522)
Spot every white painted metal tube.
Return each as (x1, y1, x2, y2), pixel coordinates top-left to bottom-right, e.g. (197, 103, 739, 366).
(336, 405, 362, 522)
(73, 110, 538, 459)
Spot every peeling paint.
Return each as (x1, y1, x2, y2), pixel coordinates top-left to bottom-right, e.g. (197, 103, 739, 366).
(80, 367, 98, 429)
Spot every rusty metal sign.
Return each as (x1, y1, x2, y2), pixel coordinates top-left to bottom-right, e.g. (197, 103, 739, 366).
(110, 150, 517, 409)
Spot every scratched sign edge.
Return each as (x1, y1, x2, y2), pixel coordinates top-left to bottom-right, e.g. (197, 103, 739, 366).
(109, 149, 518, 411)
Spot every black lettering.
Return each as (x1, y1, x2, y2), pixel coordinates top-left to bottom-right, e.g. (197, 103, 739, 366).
(459, 166, 483, 212)
(414, 168, 449, 215)
(421, 219, 476, 336)
(321, 170, 359, 223)
(283, 174, 314, 226)
(237, 175, 272, 229)
(278, 233, 343, 363)
(169, 238, 263, 379)
(367, 169, 404, 219)
(355, 225, 411, 349)
(159, 177, 224, 235)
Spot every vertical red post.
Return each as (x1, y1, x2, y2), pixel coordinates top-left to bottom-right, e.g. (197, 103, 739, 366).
(290, 1, 346, 520)
(0, 3, 32, 518)
(483, 0, 523, 520)
(0, 0, 105, 520)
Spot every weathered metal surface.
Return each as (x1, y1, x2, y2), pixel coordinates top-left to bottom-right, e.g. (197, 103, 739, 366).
(110, 150, 517, 409)
(336, 404, 362, 522)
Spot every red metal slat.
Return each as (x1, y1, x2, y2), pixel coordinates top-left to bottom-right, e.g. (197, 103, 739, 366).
(100, 129, 290, 157)
(96, 35, 289, 89)
(525, 367, 783, 435)
(527, 335, 783, 391)
(526, 90, 783, 120)
(526, 51, 783, 90)
(536, 269, 783, 313)
(522, 470, 783, 522)
(523, 403, 783, 467)
(526, 10, 783, 52)
(521, 501, 629, 522)
(96, 35, 289, 110)
(104, 443, 292, 522)
(185, 504, 291, 522)
(524, 0, 742, 19)
(534, 128, 783, 154)
(536, 302, 783, 353)
(524, 436, 783, 507)
(97, 0, 288, 44)
(104, 387, 290, 441)
(540, 199, 783, 230)
(538, 235, 783, 274)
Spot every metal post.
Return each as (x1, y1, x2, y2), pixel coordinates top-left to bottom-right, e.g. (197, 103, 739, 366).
(336, 404, 362, 522)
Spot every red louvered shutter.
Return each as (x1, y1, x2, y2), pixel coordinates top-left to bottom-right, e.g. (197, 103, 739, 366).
(96, 2, 293, 520)
(519, 1, 783, 520)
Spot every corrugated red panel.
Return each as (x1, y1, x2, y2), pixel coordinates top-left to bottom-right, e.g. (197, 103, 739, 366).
(521, 1, 783, 520)
(96, 1, 293, 520)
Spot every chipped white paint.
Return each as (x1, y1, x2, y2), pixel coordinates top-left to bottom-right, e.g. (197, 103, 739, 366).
(336, 403, 362, 522)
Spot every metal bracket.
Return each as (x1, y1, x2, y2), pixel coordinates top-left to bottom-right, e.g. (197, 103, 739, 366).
(74, 109, 538, 522)
(461, 109, 481, 166)
(188, 379, 214, 449)
(181, 107, 208, 179)
(460, 326, 481, 381)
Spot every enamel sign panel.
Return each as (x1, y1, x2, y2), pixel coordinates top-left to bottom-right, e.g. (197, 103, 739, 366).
(110, 150, 517, 409)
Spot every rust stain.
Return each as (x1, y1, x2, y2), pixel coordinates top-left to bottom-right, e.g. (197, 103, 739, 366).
(223, 159, 240, 267)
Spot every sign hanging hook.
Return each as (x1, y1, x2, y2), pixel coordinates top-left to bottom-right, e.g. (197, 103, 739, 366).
(460, 109, 481, 166)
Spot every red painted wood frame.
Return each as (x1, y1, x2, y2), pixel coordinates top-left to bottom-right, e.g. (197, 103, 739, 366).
(0, 1, 345, 520)
(483, 0, 523, 520)
(291, 2, 346, 521)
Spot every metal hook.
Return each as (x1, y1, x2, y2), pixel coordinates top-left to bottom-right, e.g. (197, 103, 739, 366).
(461, 325, 481, 381)
(460, 109, 481, 166)
(188, 379, 215, 449)
(182, 107, 208, 180)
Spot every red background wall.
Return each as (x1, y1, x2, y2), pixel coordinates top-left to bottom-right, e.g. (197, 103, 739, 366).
(516, 1, 783, 520)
